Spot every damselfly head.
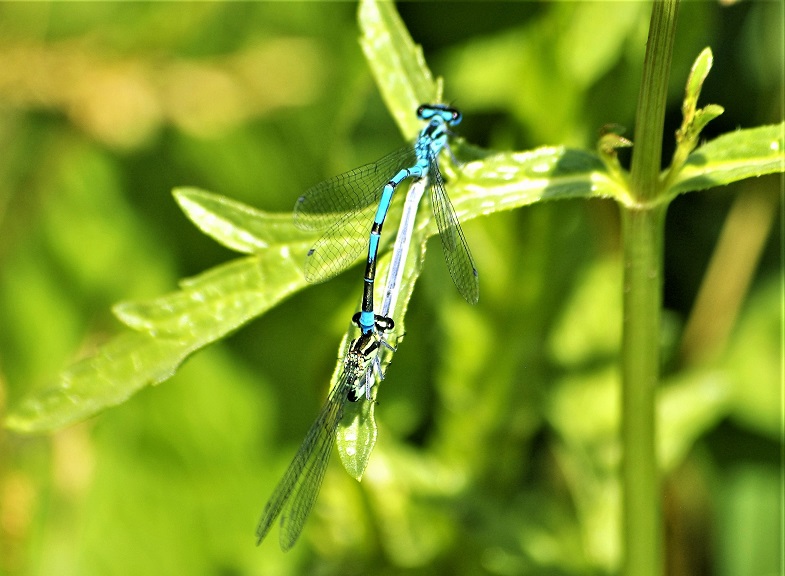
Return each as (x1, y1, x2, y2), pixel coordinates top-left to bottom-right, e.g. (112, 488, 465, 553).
(417, 104, 462, 126)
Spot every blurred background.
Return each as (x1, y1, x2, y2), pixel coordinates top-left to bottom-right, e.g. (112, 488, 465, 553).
(0, 2, 781, 575)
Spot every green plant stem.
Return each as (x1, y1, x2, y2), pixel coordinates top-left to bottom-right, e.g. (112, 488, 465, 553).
(630, 0, 679, 205)
(621, 204, 666, 576)
(622, 2, 679, 576)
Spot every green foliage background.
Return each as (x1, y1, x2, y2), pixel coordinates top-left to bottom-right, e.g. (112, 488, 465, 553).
(0, 2, 781, 575)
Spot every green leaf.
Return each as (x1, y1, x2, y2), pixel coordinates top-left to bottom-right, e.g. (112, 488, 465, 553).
(337, 385, 378, 482)
(450, 146, 628, 214)
(666, 47, 726, 195)
(173, 187, 313, 254)
(358, 0, 439, 137)
(682, 47, 714, 127)
(340, 0, 453, 474)
(667, 123, 785, 197)
(5, 252, 307, 432)
(5, 332, 193, 434)
(689, 103, 725, 138)
(113, 254, 306, 337)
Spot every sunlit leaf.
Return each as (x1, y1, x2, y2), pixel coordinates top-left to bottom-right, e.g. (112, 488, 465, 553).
(114, 253, 306, 337)
(682, 47, 714, 126)
(450, 146, 626, 220)
(6, 332, 191, 434)
(6, 252, 308, 432)
(338, 390, 378, 482)
(174, 187, 313, 254)
(668, 123, 785, 197)
(358, 0, 438, 136)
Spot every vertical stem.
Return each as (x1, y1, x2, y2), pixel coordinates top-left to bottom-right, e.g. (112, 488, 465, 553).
(621, 204, 666, 576)
(622, 1, 679, 576)
(630, 0, 679, 203)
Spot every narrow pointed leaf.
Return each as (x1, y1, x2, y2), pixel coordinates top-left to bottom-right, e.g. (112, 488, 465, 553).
(114, 255, 307, 337)
(683, 47, 714, 123)
(6, 253, 307, 433)
(6, 332, 194, 433)
(174, 187, 312, 254)
(668, 123, 785, 197)
(450, 146, 628, 216)
(359, 0, 438, 136)
(338, 395, 378, 481)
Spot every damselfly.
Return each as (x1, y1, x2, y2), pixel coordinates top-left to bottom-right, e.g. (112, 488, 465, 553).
(294, 104, 479, 336)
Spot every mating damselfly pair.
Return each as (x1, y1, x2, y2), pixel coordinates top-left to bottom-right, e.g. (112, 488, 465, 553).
(255, 104, 478, 550)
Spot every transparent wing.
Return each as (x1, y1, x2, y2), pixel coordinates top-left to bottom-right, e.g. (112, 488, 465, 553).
(255, 374, 352, 551)
(296, 146, 418, 283)
(301, 210, 375, 283)
(429, 156, 480, 305)
(294, 146, 417, 231)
